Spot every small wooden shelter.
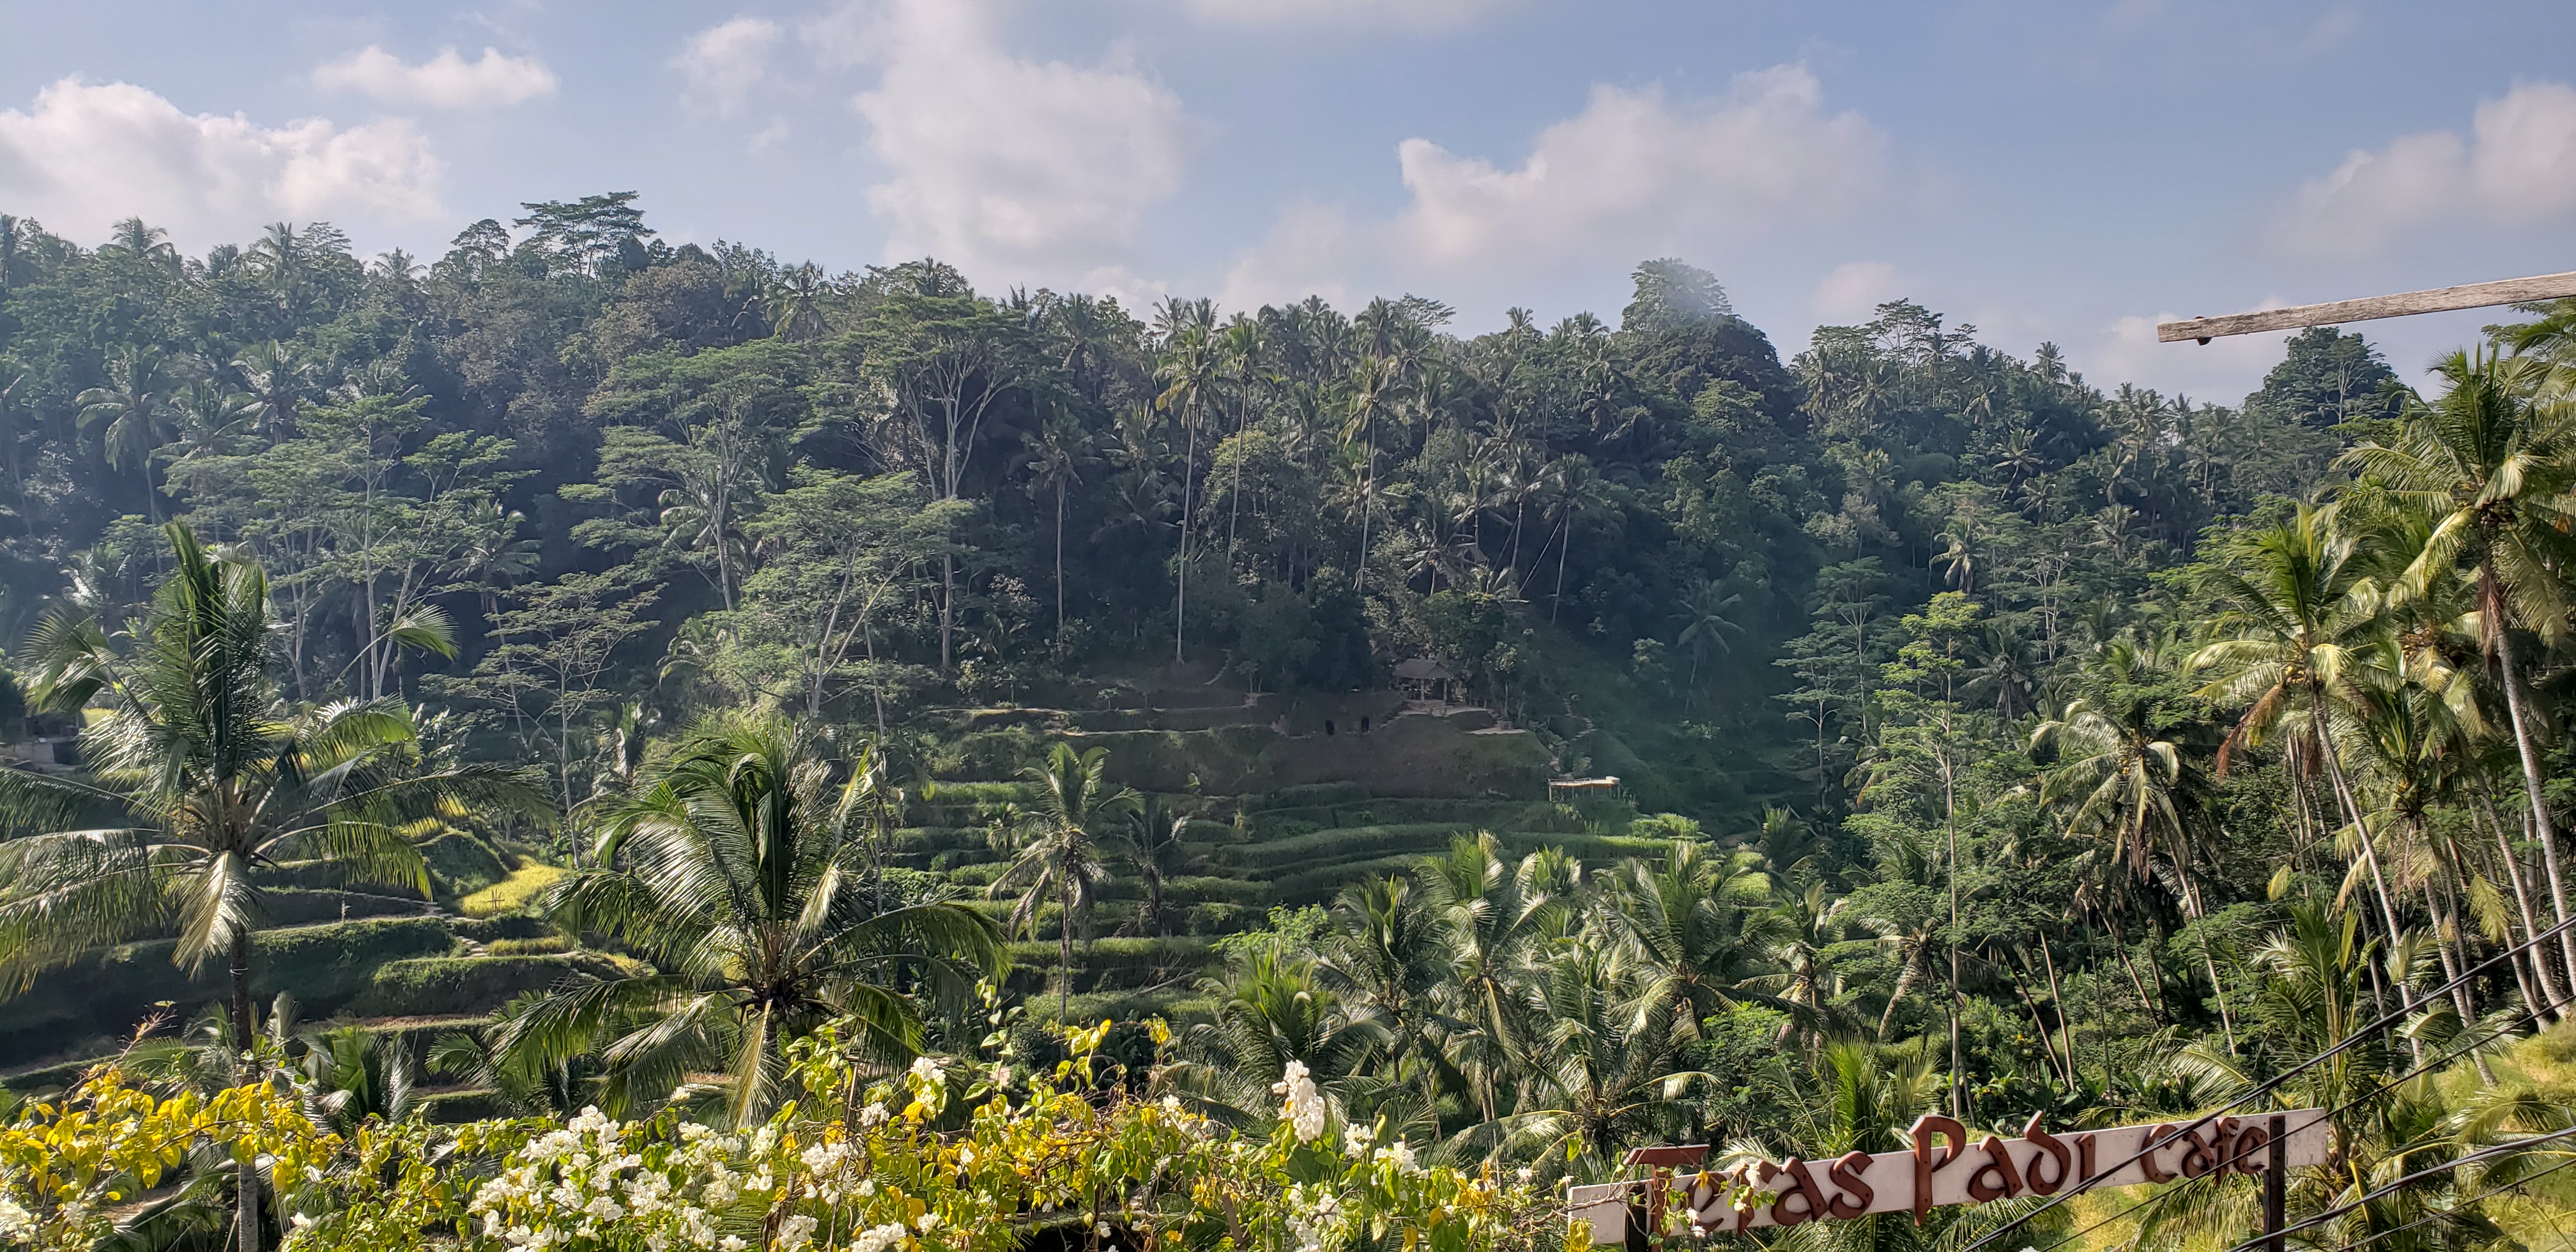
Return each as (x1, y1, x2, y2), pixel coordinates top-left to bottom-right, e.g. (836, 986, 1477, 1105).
(1394, 657, 1459, 705)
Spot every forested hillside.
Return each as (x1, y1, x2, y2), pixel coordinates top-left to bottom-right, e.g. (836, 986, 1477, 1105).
(9, 198, 2576, 1252)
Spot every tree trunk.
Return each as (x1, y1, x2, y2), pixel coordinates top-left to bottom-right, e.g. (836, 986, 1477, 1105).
(940, 554, 954, 674)
(1054, 482, 1066, 640)
(1176, 420, 1195, 663)
(2493, 622, 2576, 996)
(230, 930, 263, 1252)
(2314, 699, 2419, 1058)
(2039, 938, 2077, 1087)
(2480, 787, 2566, 1019)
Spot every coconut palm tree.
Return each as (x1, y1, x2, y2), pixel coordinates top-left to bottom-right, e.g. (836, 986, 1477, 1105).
(231, 340, 314, 443)
(1163, 937, 1386, 1127)
(510, 713, 1004, 1125)
(1154, 307, 1220, 659)
(2190, 504, 2418, 992)
(2129, 903, 2529, 1252)
(2032, 634, 2241, 1046)
(1482, 947, 1709, 1179)
(2342, 348, 2576, 1001)
(0, 523, 541, 1252)
(1595, 839, 1782, 1045)
(77, 343, 180, 517)
(1420, 834, 1563, 1122)
(989, 742, 1138, 1021)
(1020, 407, 1094, 639)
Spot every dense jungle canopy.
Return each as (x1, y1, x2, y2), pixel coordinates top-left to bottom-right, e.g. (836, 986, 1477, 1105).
(6, 199, 2576, 1252)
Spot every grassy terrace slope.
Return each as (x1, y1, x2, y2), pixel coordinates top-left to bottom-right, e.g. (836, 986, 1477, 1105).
(905, 678, 1617, 1023)
(1, 675, 1616, 1092)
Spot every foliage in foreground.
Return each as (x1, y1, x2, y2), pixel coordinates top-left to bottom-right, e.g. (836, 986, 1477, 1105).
(0, 1022, 1561, 1252)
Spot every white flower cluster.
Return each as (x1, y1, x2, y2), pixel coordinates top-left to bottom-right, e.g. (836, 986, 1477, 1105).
(1342, 1124, 1374, 1159)
(466, 1106, 767, 1252)
(1282, 1182, 1345, 1252)
(1271, 1060, 1326, 1143)
(0, 1193, 34, 1242)
(852, 1221, 911, 1252)
(1372, 1139, 1420, 1175)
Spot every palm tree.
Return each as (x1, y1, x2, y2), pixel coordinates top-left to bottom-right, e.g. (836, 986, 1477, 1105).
(1165, 937, 1386, 1127)
(1530, 455, 1614, 623)
(1673, 576, 1745, 692)
(1021, 408, 1094, 639)
(1595, 839, 1781, 1044)
(0, 524, 540, 1252)
(2131, 903, 2531, 1252)
(1762, 880, 1856, 1054)
(1340, 355, 1406, 594)
(2190, 504, 2416, 989)
(232, 341, 314, 443)
(77, 344, 180, 518)
(2342, 347, 2576, 1001)
(2031, 634, 2240, 1047)
(513, 713, 1004, 1125)
(1317, 874, 1457, 1126)
(1154, 307, 1220, 660)
(1485, 947, 1709, 1178)
(1120, 795, 1197, 939)
(1218, 316, 1270, 558)
(989, 742, 1138, 1020)
(1420, 834, 1563, 1122)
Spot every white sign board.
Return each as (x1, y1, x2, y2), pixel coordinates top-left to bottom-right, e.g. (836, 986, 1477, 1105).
(1568, 1110, 2330, 1242)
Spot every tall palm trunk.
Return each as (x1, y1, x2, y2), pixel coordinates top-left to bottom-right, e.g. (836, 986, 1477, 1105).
(2480, 787, 2567, 1019)
(2492, 617, 2576, 996)
(2313, 699, 2420, 1057)
(230, 929, 263, 1252)
(1054, 480, 1066, 639)
(2184, 881, 2240, 1052)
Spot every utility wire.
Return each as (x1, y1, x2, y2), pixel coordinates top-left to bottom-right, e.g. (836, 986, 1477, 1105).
(1965, 906, 2576, 1252)
(2009, 985, 2576, 1252)
(2306, 1151, 2576, 1252)
(2219, 1122, 2576, 1252)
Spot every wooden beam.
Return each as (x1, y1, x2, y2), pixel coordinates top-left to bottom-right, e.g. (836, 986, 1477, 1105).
(2157, 270, 2576, 344)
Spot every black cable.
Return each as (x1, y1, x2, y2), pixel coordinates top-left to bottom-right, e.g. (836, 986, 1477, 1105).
(2304, 1151, 2576, 1252)
(2011, 986, 2576, 1252)
(2219, 1122, 2576, 1252)
(1965, 909, 2576, 1252)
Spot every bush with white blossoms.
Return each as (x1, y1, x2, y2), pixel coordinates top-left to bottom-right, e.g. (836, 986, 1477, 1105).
(1, 1021, 1559, 1252)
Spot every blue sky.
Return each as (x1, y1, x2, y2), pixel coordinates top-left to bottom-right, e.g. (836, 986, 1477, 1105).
(4, 1, 2575, 401)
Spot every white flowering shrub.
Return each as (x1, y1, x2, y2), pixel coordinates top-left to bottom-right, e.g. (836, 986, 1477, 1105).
(3, 1023, 1558, 1252)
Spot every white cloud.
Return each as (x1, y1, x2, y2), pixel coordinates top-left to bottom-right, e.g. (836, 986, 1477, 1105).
(1221, 65, 1881, 306)
(1184, 0, 1517, 31)
(2280, 80, 2576, 257)
(1394, 70, 1880, 269)
(1809, 260, 1903, 323)
(1218, 201, 1365, 310)
(827, 0, 1195, 280)
(0, 77, 443, 248)
(312, 45, 556, 110)
(2087, 305, 2292, 402)
(676, 18, 783, 115)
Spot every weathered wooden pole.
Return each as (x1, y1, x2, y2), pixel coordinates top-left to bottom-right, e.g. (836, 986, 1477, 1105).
(2158, 271, 2576, 344)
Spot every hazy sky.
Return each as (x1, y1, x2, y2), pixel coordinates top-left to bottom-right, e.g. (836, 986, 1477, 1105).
(4, 1, 2575, 402)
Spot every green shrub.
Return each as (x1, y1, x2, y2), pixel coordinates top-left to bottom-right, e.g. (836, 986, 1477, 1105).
(346, 954, 620, 1018)
(484, 936, 570, 956)
(0, 916, 459, 1065)
(420, 832, 510, 897)
(450, 914, 550, 943)
(262, 889, 431, 926)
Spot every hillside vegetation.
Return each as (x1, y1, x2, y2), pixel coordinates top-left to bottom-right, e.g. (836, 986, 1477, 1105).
(4, 202, 2576, 1251)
